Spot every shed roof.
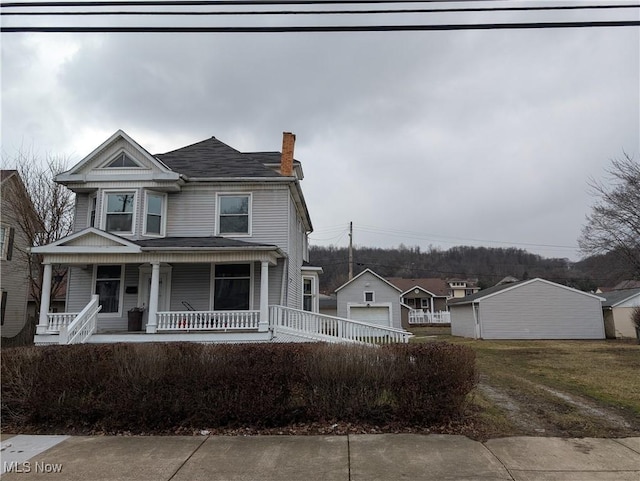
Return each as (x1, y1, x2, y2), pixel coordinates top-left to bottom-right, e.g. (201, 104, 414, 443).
(448, 278, 604, 306)
(600, 288, 640, 308)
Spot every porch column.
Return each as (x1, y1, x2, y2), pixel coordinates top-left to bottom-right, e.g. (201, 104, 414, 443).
(259, 261, 269, 332)
(430, 297, 435, 316)
(146, 262, 160, 334)
(36, 263, 53, 334)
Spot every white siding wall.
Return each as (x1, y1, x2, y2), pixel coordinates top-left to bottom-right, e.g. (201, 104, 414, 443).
(450, 304, 477, 338)
(73, 193, 91, 232)
(479, 280, 605, 339)
(336, 272, 401, 329)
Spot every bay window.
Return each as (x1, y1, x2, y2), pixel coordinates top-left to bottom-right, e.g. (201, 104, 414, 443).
(104, 192, 135, 234)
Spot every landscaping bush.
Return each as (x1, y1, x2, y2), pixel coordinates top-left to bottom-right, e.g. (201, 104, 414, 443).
(1, 342, 476, 433)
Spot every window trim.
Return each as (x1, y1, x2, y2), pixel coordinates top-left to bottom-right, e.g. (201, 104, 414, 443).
(209, 262, 254, 311)
(143, 191, 167, 237)
(302, 275, 316, 312)
(364, 291, 375, 303)
(93, 264, 125, 317)
(216, 193, 252, 237)
(87, 193, 97, 228)
(0, 224, 9, 260)
(101, 190, 137, 235)
(100, 151, 143, 169)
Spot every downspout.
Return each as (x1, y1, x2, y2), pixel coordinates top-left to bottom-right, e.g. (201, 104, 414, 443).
(280, 257, 289, 306)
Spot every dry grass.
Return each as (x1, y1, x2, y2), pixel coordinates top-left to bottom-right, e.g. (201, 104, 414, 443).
(411, 326, 640, 437)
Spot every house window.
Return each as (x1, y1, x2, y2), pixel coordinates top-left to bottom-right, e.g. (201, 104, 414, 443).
(218, 194, 250, 235)
(214, 264, 251, 310)
(303, 277, 314, 312)
(364, 291, 375, 303)
(421, 298, 430, 308)
(88, 195, 97, 228)
(0, 225, 14, 261)
(105, 192, 135, 233)
(1, 291, 7, 325)
(105, 152, 138, 168)
(95, 265, 123, 314)
(144, 192, 165, 236)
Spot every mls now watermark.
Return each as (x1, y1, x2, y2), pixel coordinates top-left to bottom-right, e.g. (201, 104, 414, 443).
(4, 461, 63, 474)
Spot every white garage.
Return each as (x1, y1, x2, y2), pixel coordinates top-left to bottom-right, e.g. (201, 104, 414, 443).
(348, 305, 392, 326)
(335, 268, 403, 330)
(449, 278, 606, 340)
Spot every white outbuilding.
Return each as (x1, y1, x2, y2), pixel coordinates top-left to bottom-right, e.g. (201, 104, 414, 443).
(449, 278, 605, 340)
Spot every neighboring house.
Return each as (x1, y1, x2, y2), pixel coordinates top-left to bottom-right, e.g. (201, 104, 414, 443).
(449, 278, 605, 340)
(447, 278, 480, 298)
(335, 269, 404, 330)
(386, 277, 450, 328)
(600, 288, 640, 339)
(318, 293, 337, 317)
(0, 170, 33, 338)
(32, 131, 411, 346)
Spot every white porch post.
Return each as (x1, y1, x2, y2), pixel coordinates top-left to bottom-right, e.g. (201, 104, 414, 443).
(36, 263, 53, 334)
(430, 297, 434, 316)
(146, 262, 160, 333)
(259, 261, 269, 332)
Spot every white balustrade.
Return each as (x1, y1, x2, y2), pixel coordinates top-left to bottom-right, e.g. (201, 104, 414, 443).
(156, 310, 260, 331)
(408, 309, 451, 324)
(59, 295, 101, 344)
(47, 312, 79, 332)
(270, 305, 412, 345)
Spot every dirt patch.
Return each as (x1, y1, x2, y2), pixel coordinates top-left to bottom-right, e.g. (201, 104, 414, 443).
(476, 374, 640, 438)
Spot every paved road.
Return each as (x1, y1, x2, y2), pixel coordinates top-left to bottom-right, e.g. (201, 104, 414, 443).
(1, 434, 639, 480)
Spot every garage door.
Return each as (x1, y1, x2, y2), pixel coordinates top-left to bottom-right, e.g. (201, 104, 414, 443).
(349, 306, 391, 326)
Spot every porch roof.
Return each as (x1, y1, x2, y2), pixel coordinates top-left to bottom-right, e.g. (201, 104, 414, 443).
(134, 236, 280, 251)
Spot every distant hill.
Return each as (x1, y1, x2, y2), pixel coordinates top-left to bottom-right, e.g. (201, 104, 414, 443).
(309, 244, 635, 294)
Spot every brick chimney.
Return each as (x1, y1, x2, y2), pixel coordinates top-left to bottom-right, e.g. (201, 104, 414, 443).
(280, 132, 296, 177)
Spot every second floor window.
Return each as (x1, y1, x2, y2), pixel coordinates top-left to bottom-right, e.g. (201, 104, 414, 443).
(105, 193, 135, 233)
(144, 193, 164, 236)
(218, 194, 250, 235)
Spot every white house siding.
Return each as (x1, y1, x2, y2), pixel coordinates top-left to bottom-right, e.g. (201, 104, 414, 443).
(73, 193, 91, 232)
(479, 280, 604, 339)
(336, 272, 401, 329)
(165, 186, 215, 237)
(285, 196, 303, 310)
(66, 266, 93, 312)
(450, 304, 477, 338)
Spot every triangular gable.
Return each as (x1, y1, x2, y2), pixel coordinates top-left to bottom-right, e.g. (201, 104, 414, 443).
(56, 130, 178, 182)
(32, 228, 141, 254)
(334, 268, 403, 293)
(399, 286, 441, 298)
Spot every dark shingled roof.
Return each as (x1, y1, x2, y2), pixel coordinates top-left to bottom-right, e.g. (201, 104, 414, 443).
(448, 280, 527, 305)
(386, 277, 450, 297)
(601, 288, 640, 308)
(155, 137, 284, 178)
(134, 236, 278, 249)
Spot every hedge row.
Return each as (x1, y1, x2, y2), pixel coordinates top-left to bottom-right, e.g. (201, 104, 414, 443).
(1, 342, 476, 433)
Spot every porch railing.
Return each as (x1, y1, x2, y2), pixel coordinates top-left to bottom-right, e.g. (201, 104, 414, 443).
(59, 295, 101, 344)
(47, 312, 79, 332)
(270, 305, 412, 345)
(408, 309, 451, 324)
(156, 310, 260, 331)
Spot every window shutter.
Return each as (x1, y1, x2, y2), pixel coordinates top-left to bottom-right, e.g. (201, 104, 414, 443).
(6, 227, 15, 260)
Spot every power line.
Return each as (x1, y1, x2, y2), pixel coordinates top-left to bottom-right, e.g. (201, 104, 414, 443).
(0, 0, 514, 7)
(3, 20, 639, 32)
(4, 3, 638, 16)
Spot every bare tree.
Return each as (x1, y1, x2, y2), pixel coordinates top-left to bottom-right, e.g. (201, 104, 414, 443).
(3, 150, 74, 323)
(579, 154, 640, 276)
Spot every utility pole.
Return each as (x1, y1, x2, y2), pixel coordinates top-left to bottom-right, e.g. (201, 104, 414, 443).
(348, 221, 353, 280)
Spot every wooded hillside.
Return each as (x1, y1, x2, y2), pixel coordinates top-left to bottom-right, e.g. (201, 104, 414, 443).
(309, 244, 634, 294)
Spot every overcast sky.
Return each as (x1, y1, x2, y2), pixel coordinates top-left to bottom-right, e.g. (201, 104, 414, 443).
(2, 2, 639, 261)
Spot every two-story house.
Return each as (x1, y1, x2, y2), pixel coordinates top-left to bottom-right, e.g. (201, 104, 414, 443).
(32, 131, 410, 345)
(1, 170, 33, 339)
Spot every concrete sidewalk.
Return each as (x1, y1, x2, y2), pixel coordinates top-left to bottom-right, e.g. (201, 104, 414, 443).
(1, 434, 639, 481)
